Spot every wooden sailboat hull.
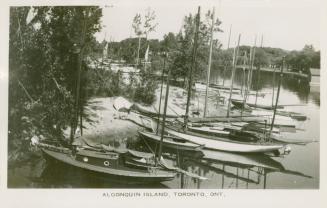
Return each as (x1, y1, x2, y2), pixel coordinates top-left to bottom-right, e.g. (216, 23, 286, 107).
(131, 104, 178, 118)
(231, 99, 284, 110)
(165, 127, 284, 153)
(41, 148, 176, 184)
(138, 131, 203, 151)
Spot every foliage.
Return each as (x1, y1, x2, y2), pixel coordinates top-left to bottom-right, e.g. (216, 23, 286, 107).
(132, 68, 157, 105)
(285, 45, 320, 73)
(9, 6, 102, 156)
(132, 8, 158, 65)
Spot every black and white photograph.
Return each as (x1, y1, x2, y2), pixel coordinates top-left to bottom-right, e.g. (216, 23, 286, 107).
(3, 0, 323, 193)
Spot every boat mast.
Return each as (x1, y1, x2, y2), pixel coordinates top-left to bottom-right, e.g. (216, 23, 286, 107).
(243, 36, 257, 107)
(254, 35, 263, 106)
(241, 51, 248, 115)
(158, 53, 171, 160)
(184, 6, 200, 128)
(226, 34, 241, 117)
(70, 8, 89, 145)
(156, 53, 167, 135)
(222, 24, 232, 86)
(247, 35, 257, 101)
(241, 51, 247, 96)
(204, 7, 215, 118)
(249, 35, 257, 91)
(271, 68, 276, 107)
(270, 56, 285, 136)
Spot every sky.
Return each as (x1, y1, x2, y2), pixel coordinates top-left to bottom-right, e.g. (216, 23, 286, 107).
(96, 0, 320, 51)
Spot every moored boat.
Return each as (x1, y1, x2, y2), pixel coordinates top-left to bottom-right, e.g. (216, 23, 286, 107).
(138, 130, 204, 151)
(131, 103, 179, 118)
(231, 99, 284, 110)
(34, 140, 176, 184)
(159, 121, 287, 153)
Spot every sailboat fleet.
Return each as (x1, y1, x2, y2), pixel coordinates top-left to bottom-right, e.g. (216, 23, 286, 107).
(31, 6, 312, 185)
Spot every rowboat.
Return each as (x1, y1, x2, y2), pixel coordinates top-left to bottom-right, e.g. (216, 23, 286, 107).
(138, 130, 204, 151)
(37, 141, 176, 184)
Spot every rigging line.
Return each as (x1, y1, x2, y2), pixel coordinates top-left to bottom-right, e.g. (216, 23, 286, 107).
(140, 134, 155, 155)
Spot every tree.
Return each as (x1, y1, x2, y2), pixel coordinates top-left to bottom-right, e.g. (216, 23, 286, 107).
(169, 10, 223, 82)
(132, 8, 158, 65)
(9, 6, 103, 160)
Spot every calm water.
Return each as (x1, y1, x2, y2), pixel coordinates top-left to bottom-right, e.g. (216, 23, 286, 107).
(8, 68, 320, 189)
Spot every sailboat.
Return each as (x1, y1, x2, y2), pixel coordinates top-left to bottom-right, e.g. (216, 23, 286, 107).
(30, 30, 177, 184)
(152, 13, 289, 154)
(36, 140, 176, 184)
(138, 130, 204, 151)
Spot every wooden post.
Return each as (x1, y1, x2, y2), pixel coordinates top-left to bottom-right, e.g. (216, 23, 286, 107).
(226, 34, 241, 117)
(158, 59, 171, 160)
(204, 7, 215, 118)
(184, 6, 200, 128)
(270, 57, 285, 135)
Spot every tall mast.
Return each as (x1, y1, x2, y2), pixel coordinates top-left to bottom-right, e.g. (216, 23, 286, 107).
(248, 35, 257, 96)
(270, 57, 285, 136)
(227, 24, 232, 49)
(241, 51, 247, 115)
(184, 6, 200, 128)
(271, 68, 276, 106)
(70, 8, 89, 144)
(204, 7, 215, 118)
(226, 34, 241, 117)
(158, 55, 171, 160)
(222, 24, 232, 86)
(244, 36, 257, 104)
(255, 35, 263, 106)
(156, 53, 167, 135)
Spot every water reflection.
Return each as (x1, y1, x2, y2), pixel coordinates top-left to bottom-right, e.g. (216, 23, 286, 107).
(208, 68, 316, 105)
(8, 134, 315, 189)
(174, 149, 313, 189)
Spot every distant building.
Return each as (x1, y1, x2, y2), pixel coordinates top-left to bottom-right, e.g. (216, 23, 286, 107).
(309, 68, 320, 92)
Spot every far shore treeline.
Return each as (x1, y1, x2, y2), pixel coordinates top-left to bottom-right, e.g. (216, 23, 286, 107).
(8, 6, 320, 165)
(103, 37, 320, 77)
